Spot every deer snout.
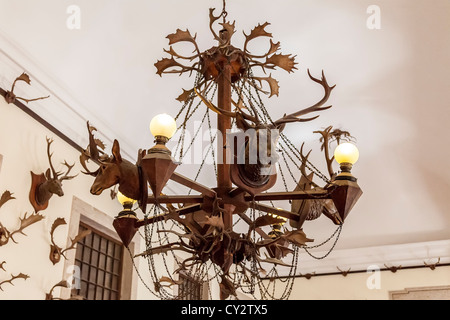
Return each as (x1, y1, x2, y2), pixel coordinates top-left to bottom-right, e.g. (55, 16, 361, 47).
(90, 184, 104, 196)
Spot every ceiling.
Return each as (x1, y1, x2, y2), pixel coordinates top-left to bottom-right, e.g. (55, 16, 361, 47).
(0, 0, 449, 255)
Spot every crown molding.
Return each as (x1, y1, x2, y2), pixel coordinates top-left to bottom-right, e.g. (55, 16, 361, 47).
(0, 27, 137, 161)
(287, 239, 450, 276)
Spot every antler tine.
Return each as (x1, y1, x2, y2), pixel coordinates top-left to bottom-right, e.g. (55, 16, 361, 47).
(46, 137, 58, 179)
(299, 143, 318, 188)
(194, 87, 258, 124)
(59, 160, 78, 181)
(274, 69, 335, 127)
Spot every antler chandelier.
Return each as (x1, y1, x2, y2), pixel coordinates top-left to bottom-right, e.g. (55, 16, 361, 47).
(80, 1, 362, 300)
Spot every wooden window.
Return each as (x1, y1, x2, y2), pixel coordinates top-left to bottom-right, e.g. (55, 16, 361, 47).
(178, 273, 202, 300)
(71, 224, 123, 300)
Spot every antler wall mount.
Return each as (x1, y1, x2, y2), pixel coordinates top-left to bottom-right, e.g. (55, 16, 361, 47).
(29, 137, 77, 213)
(4, 72, 49, 105)
(82, 1, 362, 300)
(49, 217, 91, 265)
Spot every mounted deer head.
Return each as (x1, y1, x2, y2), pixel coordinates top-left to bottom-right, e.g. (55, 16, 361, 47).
(195, 69, 335, 194)
(29, 138, 77, 213)
(290, 127, 355, 228)
(80, 122, 142, 201)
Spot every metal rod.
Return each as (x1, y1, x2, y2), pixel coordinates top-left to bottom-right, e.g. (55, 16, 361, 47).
(246, 189, 331, 202)
(147, 195, 204, 204)
(170, 172, 216, 198)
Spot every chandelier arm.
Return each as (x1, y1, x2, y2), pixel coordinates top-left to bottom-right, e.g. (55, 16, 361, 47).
(147, 195, 203, 204)
(135, 204, 202, 228)
(245, 189, 331, 202)
(170, 172, 216, 198)
(251, 203, 299, 222)
(135, 243, 196, 258)
(236, 212, 270, 240)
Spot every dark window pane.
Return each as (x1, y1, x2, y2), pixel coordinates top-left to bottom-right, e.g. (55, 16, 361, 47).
(99, 253, 106, 269)
(81, 264, 89, 281)
(84, 232, 93, 247)
(92, 234, 100, 250)
(106, 256, 113, 272)
(95, 286, 103, 300)
(111, 275, 118, 289)
(104, 273, 112, 289)
(97, 270, 105, 287)
(87, 284, 95, 300)
(71, 224, 123, 300)
(89, 266, 97, 283)
(91, 250, 99, 265)
(100, 238, 108, 252)
(114, 244, 121, 259)
(113, 259, 120, 275)
(107, 241, 114, 257)
(82, 247, 91, 262)
(75, 245, 83, 260)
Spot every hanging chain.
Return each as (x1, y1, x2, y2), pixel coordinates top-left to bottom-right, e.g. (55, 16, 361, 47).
(221, 0, 228, 23)
(302, 225, 342, 260)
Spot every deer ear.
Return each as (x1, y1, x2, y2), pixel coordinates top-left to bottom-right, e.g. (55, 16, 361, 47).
(276, 123, 286, 133)
(236, 113, 252, 131)
(45, 168, 52, 180)
(112, 139, 122, 164)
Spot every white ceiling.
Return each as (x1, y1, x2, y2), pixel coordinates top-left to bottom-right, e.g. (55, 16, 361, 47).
(0, 0, 449, 254)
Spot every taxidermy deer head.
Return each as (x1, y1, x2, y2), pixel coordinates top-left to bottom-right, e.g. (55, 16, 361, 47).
(29, 138, 77, 213)
(49, 218, 91, 265)
(291, 126, 355, 228)
(80, 122, 142, 201)
(195, 70, 335, 194)
(4, 72, 49, 104)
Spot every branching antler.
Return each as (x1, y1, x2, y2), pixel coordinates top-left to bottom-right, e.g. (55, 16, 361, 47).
(45, 280, 70, 300)
(337, 266, 351, 277)
(79, 121, 107, 176)
(0, 273, 29, 291)
(4, 72, 49, 104)
(384, 264, 402, 273)
(273, 70, 335, 127)
(5, 212, 45, 245)
(0, 191, 15, 210)
(49, 218, 91, 265)
(45, 137, 78, 182)
(313, 126, 335, 179)
(424, 258, 440, 270)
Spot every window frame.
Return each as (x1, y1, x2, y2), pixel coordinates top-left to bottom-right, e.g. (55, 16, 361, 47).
(61, 196, 139, 300)
(72, 222, 124, 300)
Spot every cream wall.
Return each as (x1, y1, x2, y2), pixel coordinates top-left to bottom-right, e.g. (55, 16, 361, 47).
(283, 266, 450, 300)
(0, 96, 215, 300)
(0, 96, 157, 299)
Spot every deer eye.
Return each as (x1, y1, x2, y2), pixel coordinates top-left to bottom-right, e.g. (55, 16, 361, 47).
(102, 165, 107, 170)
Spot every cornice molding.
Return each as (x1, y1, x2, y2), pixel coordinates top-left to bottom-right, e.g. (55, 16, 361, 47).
(290, 239, 450, 276)
(0, 27, 136, 161)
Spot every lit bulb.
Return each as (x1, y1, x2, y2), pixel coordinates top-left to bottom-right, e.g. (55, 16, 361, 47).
(268, 210, 288, 225)
(334, 143, 359, 165)
(117, 191, 136, 207)
(150, 113, 177, 139)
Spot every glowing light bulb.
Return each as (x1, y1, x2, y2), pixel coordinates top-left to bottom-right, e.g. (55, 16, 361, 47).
(117, 191, 136, 208)
(149, 113, 177, 139)
(334, 143, 359, 165)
